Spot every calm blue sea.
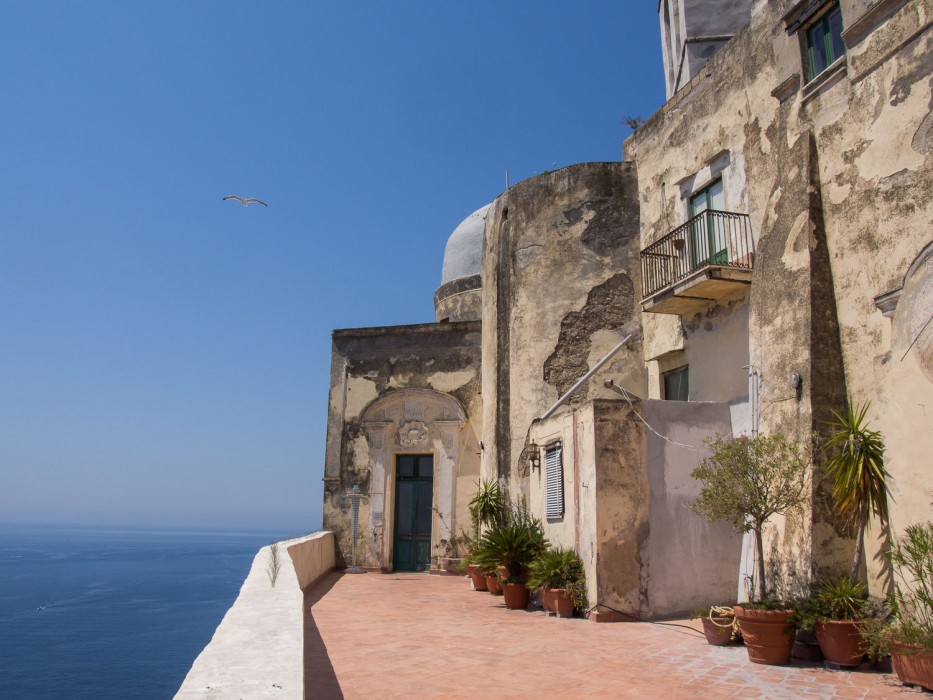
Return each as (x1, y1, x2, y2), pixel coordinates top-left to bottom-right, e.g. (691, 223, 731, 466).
(0, 524, 294, 699)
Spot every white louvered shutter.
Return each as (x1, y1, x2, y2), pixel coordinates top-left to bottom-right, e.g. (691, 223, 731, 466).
(544, 444, 564, 520)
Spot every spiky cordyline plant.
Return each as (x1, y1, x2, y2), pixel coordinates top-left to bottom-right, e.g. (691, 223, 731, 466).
(821, 402, 891, 579)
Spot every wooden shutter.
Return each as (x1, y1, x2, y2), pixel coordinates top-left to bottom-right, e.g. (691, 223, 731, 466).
(544, 444, 564, 520)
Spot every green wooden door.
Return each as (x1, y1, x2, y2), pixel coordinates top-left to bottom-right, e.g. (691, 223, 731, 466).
(689, 179, 727, 267)
(393, 454, 433, 572)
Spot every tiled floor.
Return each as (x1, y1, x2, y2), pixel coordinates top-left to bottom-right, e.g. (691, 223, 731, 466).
(304, 572, 924, 699)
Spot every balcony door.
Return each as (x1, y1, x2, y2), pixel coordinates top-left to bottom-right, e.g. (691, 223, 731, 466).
(689, 179, 727, 267)
(392, 454, 433, 572)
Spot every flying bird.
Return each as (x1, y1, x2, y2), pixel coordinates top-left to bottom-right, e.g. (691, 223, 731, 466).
(223, 195, 268, 207)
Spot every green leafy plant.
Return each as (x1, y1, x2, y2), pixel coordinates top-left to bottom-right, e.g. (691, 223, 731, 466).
(527, 546, 587, 612)
(821, 402, 891, 579)
(469, 479, 507, 534)
(888, 521, 933, 651)
(473, 521, 547, 583)
(689, 433, 810, 601)
(793, 577, 868, 630)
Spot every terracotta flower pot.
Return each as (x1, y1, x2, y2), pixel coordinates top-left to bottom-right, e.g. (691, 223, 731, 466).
(701, 617, 735, 646)
(891, 644, 933, 691)
(502, 582, 530, 610)
(814, 620, 866, 666)
(467, 564, 487, 591)
(540, 588, 553, 612)
(485, 574, 502, 595)
(734, 605, 795, 665)
(549, 588, 574, 618)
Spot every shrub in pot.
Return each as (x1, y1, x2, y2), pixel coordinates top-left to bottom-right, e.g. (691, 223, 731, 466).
(794, 577, 869, 666)
(862, 522, 933, 690)
(473, 514, 547, 611)
(691, 606, 738, 646)
(689, 433, 809, 665)
(528, 547, 587, 618)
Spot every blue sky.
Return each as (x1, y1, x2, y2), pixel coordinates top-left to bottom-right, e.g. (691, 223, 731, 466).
(0, 2, 665, 532)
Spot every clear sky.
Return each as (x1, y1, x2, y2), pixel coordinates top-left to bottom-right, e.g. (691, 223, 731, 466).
(0, 2, 665, 532)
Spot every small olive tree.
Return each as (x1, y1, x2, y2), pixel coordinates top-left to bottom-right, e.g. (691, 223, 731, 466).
(689, 433, 810, 601)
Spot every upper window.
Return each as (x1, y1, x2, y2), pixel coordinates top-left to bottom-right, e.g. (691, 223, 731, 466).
(663, 366, 689, 401)
(806, 3, 845, 80)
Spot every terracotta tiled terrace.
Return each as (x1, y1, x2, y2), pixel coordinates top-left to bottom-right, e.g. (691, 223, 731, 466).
(303, 572, 924, 699)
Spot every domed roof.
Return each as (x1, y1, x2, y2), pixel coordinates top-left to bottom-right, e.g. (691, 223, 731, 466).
(440, 204, 490, 285)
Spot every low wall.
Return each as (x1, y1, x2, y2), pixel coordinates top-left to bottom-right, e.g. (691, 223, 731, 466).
(175, 531, 335, 699)
(287, 531, 336, 589)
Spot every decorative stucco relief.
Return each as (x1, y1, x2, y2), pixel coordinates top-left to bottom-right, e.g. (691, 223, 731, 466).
(398, 420, 430, 447)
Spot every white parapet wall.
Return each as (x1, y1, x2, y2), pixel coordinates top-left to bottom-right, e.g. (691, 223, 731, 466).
(175, 530, 335, 699)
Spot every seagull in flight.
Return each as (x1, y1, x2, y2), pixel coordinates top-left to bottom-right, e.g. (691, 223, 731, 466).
(223, 195, 268, 207)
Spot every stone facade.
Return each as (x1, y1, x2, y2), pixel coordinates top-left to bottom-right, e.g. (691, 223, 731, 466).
(322, 0, 932, 613)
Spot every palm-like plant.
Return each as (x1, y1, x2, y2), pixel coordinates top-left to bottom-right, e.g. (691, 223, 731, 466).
(473, 522, 547, 582)
(468, 479, 507, 534)
(821, 402, 891, 579)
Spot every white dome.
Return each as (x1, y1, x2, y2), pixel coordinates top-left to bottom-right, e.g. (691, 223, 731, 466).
(440, 204, 490, 285)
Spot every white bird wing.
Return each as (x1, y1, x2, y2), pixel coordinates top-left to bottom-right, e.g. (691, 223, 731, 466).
(223, 195, 245, 203)
(245, 198, 268, 206)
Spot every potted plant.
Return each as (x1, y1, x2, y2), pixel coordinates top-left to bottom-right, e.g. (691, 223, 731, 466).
(821, 402, 891, 580)
(874, 521, 933, 690)
(473, 502, 548, 610)
(462, 479, 506, 592)
(689, 433, 809, 665)
(528, 546, 587, 618)
(691, 606, 738, 646)
(794, 577, 869, 666)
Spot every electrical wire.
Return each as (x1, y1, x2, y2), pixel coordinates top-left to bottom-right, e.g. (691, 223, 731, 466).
(584, 603, 706, 639)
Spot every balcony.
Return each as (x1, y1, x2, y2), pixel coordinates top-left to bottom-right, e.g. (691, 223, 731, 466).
(641, 210, 754, 315)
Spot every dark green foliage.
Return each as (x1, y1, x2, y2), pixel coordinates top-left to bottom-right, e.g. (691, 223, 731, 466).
(472, 499, 547, 583)
(527, 546, 588, 611)
(793, 577, 868, 630)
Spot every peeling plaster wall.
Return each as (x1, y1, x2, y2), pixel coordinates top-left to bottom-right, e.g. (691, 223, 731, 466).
(480, 163, 645, 498)
(322, 322, 481, 570)
(627, 0, 933, 595)
(529, 400, 740, 619)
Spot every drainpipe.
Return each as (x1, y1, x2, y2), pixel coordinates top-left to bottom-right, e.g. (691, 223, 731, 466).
(540, 335, 633, 421)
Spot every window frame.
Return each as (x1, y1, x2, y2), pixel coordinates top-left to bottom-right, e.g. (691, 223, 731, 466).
(805, 2, 845, 81)
(662, 365, 689, 401)
(544, 442, 564, 521)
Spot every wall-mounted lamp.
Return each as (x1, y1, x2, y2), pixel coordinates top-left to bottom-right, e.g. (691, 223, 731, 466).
(528, 441, 541, 472)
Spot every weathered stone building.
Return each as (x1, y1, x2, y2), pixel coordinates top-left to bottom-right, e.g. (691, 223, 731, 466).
(323, 0, 932, 618)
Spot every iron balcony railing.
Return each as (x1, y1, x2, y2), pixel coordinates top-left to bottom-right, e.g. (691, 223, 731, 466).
(641, 210, 754, 298)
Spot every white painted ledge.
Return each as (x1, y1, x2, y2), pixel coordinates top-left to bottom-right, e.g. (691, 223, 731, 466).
(175, 531, 335, 699)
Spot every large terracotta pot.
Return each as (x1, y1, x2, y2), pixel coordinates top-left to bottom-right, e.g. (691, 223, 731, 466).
(734, 606, 795, 665)
(549, 588, 574, 618)
(485, 574, 502, 595)
(891, 644, 933, 691)
(502, 582, 530, 610)
(701, 617, 735, 646)
(541, 588, 553, 612)
(467, 564, 487, 591)
(814, 620, 866, 666)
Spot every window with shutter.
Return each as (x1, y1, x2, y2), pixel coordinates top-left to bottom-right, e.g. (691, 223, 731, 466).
(544, 443, 564, 520)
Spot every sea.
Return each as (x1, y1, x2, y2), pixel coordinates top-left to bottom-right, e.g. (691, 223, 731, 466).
(0, 523, 296, 699)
